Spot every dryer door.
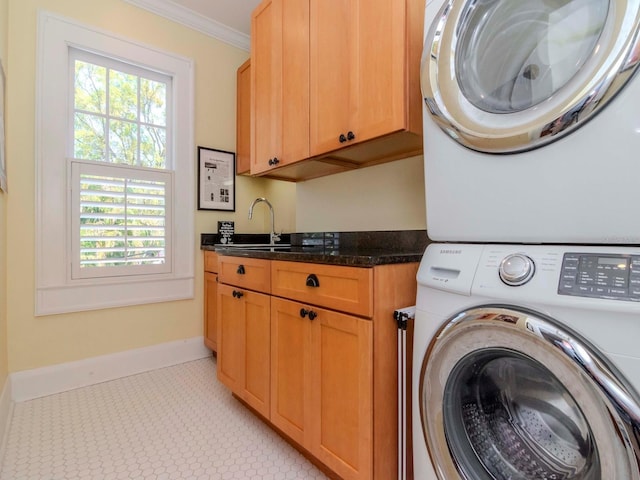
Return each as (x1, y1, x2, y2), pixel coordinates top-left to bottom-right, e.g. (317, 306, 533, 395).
(419, 306, 640, 480)
(421, 0, 640, 153)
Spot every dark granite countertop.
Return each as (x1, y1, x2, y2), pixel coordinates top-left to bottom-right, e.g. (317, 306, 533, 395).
(201, 230, 430, 267)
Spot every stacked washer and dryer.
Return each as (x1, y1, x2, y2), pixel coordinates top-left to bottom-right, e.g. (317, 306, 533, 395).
(414, 0, 640, 478)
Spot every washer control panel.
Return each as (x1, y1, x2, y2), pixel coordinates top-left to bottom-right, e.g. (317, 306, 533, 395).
(558, 253, 640, 301)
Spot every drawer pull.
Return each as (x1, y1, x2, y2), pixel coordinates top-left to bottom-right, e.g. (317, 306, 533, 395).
(306, 274, 320, 288)
(300, 308, 317, 321)
(232, 290, 244, 299)
(237, 265, 246, 275)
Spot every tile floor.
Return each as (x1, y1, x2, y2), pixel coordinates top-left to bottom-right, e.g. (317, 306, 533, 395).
(0, 357, 328, 480)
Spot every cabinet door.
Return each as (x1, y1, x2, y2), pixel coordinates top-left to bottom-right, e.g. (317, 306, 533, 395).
(270, 297, 311, 446)
(217, 284, 245, 393)
(251, 0, 309, 174)
(204, 272, 218, 352)
(271, 297, 373, 479)
(251, 0, 279, 175)
(243, 289, 271, 418)
(309, 0, 354, 156)
(353, 0, 407, 142)
(310, 0, 412, 157)
(217, 284, 271, 418)
(236, 59, 251, 175)
(309, 307, 373, 480)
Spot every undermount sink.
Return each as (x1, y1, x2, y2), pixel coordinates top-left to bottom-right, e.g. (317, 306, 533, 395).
(215, 243, 292, 250)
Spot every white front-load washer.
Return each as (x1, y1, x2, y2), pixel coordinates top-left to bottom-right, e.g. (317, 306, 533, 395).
(421, 0, 640, 244)
(413, 243, 640, 479)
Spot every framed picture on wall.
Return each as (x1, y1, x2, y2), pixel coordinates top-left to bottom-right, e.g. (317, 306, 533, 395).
(197, 146, 236, 211)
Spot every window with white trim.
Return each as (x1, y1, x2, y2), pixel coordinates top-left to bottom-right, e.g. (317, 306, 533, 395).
(69, 50, 173, 279)
(36, 12, 194, 315)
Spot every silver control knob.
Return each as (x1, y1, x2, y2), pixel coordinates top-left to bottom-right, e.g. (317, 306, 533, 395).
(499, 254, 535, 286)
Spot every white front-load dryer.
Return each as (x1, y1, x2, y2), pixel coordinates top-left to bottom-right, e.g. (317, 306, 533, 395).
(421, 0, 640, 244)
(413, 243, 640, 479)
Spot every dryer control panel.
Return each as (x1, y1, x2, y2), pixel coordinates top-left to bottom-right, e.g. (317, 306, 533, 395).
(558, 253, 640, 302)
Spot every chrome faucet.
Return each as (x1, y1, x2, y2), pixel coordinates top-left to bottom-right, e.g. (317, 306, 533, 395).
(248, 197, 280, 245)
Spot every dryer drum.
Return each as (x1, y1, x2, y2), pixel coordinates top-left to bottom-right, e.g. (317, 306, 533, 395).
(446, 350, 597, 480)
(419, 306, 640, 480)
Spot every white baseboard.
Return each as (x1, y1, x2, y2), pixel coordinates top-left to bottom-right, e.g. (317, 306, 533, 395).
(10, 336, 211, 402)
(0, 377, 14, 463)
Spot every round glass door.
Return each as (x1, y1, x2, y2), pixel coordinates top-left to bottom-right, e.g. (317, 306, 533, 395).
(455, 0, 608, 114)
(419, 307, 640, 480)
(444, 349, 599, 480)
(421, 0, 640, 152)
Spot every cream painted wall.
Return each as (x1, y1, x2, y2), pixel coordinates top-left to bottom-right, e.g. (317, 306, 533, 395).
(209, 176, 296, 236)
(296, 155, 426, 232)
(0, 0, 8, 388)
(5, 0, 295, 373)
(263, 180, 296, 234)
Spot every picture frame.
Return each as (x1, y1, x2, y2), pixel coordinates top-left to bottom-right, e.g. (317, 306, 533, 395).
(197, 146, 235, 211)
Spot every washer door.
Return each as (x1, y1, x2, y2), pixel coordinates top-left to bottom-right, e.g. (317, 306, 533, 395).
(421, 0, 640, 153)
(420, 306, 640, 480)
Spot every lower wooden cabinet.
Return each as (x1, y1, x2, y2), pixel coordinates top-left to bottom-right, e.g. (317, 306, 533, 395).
(204, 272, 218, 351)
(214, 255, 419, 480)
(271, 297, 373, 480)
(217, 283, 271, 419)
(204, 251, 219, 352)
(270, 297, 308, 445)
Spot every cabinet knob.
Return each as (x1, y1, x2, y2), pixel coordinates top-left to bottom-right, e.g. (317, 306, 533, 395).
(306, 274, 320, 288)
(300, 308, 317, 321)
(339, 133, 347, 143)
(232, 290, 244, 299)
(237, 265, 245, 275)
(347, 131, 355, 141)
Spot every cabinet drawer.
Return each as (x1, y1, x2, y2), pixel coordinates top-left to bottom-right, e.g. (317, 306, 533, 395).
(271, 261, 373, 317)
(204, 251, 219, 273)
(218, 256, 271, 293)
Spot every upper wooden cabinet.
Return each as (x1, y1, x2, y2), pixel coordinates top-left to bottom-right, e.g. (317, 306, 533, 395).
(236, 59, 251, 175)
(250, 0, 310, 175)
(250, 0, 424, 181)
(308, 0, 352, 156)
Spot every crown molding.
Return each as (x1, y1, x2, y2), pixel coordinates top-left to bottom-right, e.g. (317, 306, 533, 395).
(123, 0, 250, 51)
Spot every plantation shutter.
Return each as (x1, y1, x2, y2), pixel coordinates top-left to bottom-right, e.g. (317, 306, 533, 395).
(70, 160, 173, 279)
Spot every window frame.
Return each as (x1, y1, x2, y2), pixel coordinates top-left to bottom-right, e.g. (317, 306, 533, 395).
(36, 11, 195, 315)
